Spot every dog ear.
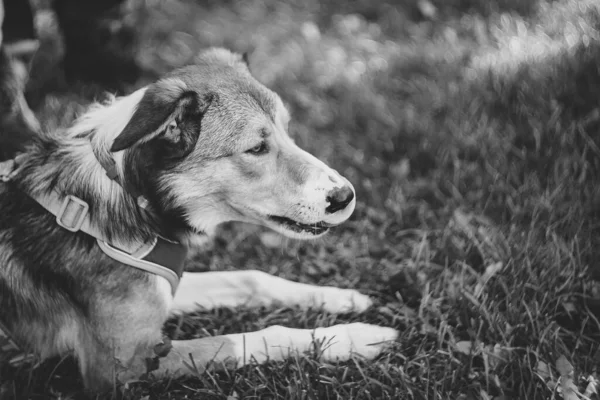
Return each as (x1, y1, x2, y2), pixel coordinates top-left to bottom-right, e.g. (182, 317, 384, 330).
(110, 83, 213, 156)
(242, 52, 250, 68)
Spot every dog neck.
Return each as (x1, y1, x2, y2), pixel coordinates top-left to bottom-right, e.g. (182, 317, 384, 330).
(17, 88, 167, 243)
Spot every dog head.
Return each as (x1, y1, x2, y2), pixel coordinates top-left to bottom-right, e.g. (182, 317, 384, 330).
(110, 48, 355, 239)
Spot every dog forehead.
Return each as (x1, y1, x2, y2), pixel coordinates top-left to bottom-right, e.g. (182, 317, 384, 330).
(167, 64, 278, 122)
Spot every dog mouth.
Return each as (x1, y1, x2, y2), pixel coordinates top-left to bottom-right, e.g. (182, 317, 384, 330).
(268, 215, 333, 235)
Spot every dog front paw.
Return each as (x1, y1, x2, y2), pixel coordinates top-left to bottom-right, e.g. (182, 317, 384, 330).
(314, 323, 398, 361)
(308, 287, 373, 314)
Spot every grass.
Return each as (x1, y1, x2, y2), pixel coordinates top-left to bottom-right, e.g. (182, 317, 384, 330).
(3, 0, 600, 398)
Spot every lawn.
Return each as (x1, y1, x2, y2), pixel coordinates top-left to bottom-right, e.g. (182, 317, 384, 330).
(3, 0, 600, 398)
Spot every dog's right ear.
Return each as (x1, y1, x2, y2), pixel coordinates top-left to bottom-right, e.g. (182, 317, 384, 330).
(110, 79, 213, 156)
(242, 52, 250, 68)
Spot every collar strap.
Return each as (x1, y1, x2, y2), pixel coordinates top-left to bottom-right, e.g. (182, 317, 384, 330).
(0, 156, 186, 294)
(35, 190, 186, 294)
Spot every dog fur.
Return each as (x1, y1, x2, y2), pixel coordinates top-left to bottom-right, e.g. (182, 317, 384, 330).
(0, 48, 397, 392)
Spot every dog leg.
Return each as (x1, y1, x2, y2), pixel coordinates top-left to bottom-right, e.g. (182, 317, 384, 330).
(152, 323, 398, 379)
(172, 271, 373, 314)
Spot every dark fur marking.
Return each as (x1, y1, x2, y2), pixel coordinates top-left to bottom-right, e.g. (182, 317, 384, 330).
(115, 90, 214, 236)
(111, 90, 213, 153)
(123, 146, 192, 237)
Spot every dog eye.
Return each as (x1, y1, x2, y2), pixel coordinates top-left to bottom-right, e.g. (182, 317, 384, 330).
(246, 142, 268, 155)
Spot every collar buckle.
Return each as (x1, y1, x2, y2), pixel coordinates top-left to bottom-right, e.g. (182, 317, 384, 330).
(56, 195, 89, 232)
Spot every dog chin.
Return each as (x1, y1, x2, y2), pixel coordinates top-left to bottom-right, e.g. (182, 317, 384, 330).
(270, 223, 330, 240)
(264, 215, 334, 240)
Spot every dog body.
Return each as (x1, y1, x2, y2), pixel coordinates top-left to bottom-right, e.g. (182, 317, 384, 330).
(0, 48, 397, 391)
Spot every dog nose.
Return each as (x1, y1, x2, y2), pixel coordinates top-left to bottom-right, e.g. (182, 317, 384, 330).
(325, 186, 354, 214)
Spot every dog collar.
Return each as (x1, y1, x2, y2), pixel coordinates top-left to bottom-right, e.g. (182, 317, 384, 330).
(36, 190, 186, 295)
(0, 158, 186, 295)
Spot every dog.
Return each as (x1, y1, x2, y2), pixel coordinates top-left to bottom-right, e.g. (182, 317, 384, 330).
(0, 48, 398, 392)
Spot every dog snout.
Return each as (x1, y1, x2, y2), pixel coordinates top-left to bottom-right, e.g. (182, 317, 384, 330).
(325, 186, 354, 214)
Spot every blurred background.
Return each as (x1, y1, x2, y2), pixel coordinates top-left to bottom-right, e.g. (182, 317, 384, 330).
(3, 0, 600, 398)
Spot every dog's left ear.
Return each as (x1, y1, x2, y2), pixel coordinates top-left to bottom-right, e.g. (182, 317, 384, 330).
(111, 82, 213, 157)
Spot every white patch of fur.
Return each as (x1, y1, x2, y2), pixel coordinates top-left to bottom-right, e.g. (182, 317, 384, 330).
(300, 151, 345, 194)
(184, 203, 234, 236)
(302, 168, 343, 203)
(165, 173, 238, 235)
(69, 88, 146, 146)
(65, 88, 147, 186)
